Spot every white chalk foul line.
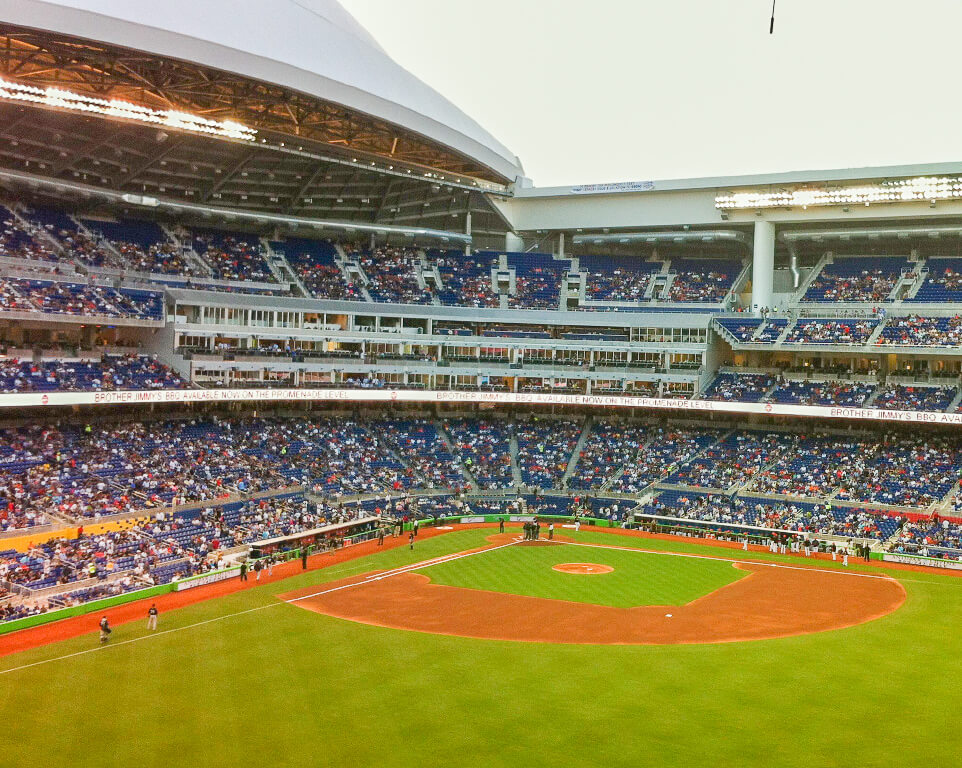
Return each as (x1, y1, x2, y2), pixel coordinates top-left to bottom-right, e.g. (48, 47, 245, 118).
(291, 540, 518, 601)
(559, 540, 900, 582)
(0, 601, 281, 677)
(0, 540, 517, 677)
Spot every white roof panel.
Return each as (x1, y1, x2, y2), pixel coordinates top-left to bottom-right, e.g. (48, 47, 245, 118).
(3, 0, 523, 182)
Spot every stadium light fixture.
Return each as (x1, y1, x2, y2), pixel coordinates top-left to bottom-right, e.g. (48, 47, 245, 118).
(715, 175, 962, 210)
(0, 77, 256, 142)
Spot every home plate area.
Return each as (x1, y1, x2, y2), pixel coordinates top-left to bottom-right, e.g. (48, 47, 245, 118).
(280, 536, 906, 645)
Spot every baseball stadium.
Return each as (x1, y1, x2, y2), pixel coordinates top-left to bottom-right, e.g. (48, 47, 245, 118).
(0, 2, 960, 766)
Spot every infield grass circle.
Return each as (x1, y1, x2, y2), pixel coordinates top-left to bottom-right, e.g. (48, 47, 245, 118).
(416, 542, 746, 608)
(552, 562, 614, 575)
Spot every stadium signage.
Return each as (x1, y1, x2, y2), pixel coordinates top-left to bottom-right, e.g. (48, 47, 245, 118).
(175, 566, 241, 590)
(883, 553, 962, 571)
(5, 388, 962, 426)
(571, 181, 655, 194)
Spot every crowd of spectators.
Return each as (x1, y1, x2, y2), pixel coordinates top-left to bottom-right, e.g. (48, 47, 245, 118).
(193, 233, 276, 283)
(274, 238, 360, 300)
(568, 422, 650, 490)
(1, 409, 961, 616)
(665, 259, 740, 302)
(741, 433, 962, 508)
(507, 253, 568, 311)
(754, 319, 788, 342)
(0, 415, 959, 539)
(579, 256, 656, 302)
(443, 418, 514, 489)
(912, 259, 962, 302)
(117, 241, 190, 275)
(871, 384, 957, 412)
(748, 435, 855, 497)
(666, 430, 794, 490)
(379, 419, 468, 491)
(585, 271, 653, 302)
(21, 207, 116, 268)
(803, 259, 908, 302)
(515, 418, 582, 488)
(878, 315, 962, 347)
(702, 373, 775, 402)
(0, 419, 289, 527)
(767, 379, 875, 407)
(80, 219, 194, 277)
(609, 427, 722, 493)
(783, 319, 878, 344)
(0, 206, 60, 263)
(646, 491, 897, 540)
(0, 491, 367, 621)
(356, 246, 432, 304)
(834, 438, 962, 507)
(0, 277, 163, 320)
(433, 251, 500, 308)
(715, 318, 763, 342)
(298, 263, 361, 300)
(0, 355, 189, 393)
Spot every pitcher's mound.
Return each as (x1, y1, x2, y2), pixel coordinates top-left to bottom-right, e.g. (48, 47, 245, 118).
(552, 562, 614, 575)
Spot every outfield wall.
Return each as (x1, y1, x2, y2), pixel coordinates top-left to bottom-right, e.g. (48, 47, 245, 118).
(0, 582, 172, 636)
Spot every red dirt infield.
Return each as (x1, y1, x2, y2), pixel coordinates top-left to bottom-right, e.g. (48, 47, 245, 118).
(281, 535, 907, 645)
(552, 562, 614, 575)
(5, 523, 950, 656)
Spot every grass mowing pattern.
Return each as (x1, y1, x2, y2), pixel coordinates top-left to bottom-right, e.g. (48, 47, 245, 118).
(417, 542, 745, 607)
(0, 527, 960, 768)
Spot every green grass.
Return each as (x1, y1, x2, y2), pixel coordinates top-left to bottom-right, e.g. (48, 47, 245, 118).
(1, 526, 961, 768)
(418, 542, 745, 607)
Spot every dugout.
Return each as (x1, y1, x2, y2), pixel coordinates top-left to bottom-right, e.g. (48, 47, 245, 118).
(248, 516, 381, 559)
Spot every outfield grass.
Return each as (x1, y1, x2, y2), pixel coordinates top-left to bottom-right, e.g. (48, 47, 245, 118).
(418, 542, 745, 606)
(1, 527, 960, 768)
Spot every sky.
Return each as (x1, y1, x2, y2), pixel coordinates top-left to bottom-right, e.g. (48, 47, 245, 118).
(338, 0, 962, 187)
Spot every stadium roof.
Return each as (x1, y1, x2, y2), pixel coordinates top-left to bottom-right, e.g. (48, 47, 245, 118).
(0, 0, 524, 186)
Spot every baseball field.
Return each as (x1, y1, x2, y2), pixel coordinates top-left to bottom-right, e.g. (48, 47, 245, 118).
(1, 525, 959, 768)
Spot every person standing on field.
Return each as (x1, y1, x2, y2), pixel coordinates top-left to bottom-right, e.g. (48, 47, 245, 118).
(301, 546, 308, 570)
(409, 531, 415, 551)
(99, 616, 111, 644)
(239, 560, 248, 581)
(548, 522, 554, 540)
(147, 604, 158, 631)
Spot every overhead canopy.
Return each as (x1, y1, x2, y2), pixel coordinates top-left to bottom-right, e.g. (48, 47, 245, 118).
(1, 0, 524, 184)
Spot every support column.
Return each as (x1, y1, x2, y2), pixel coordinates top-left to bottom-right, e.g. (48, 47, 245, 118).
(464, 211, 472, 256)
(558, 232, 565, 259)
(752, 220, 775, 313)
(505, 232, 524, 252)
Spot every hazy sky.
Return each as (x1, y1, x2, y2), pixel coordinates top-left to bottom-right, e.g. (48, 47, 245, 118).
(339, 0, 962, 187)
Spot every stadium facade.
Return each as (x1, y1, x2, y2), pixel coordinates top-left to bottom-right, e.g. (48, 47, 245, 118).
(3, 1, 962, 423)
(0, 0, 960, 623)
